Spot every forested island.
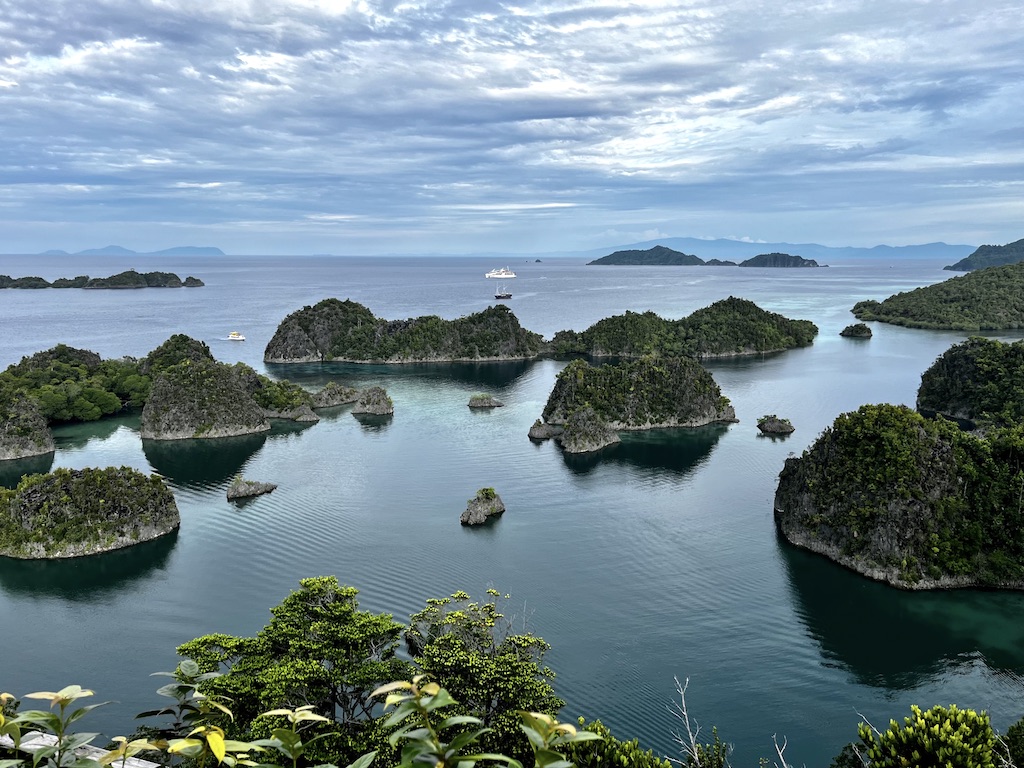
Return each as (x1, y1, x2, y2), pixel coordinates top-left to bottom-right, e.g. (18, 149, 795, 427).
(0, 466, 179, 558)
(852, 261, 1024, 330)
(587, 246, 822, 268)
(265, 298, 818, 363)
(0, 270, 203, 289)
(944, 236, 1024, 271)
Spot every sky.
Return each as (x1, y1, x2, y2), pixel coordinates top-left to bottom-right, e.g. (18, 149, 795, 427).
(1, 0, 1023, 256)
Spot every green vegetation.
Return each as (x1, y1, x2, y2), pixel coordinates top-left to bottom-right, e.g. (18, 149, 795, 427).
(476, 487, 497, 501)
(550, 297, 817, 359)
(852, 261, 1024, 330)
(775, 403, 1024, 586)
(858, 704, 997, 768)
(587, 245, 704, 265)
(0, 466, 179, 558)
(738, 252, 821, 268)
(542, 357, 733, 429)
(945, 236, 1024, 271)
(265, 300, 544, 363)
(840, 322, 872, 338)
(0, 270, 203, 289)
(917, 336, 1024, 428)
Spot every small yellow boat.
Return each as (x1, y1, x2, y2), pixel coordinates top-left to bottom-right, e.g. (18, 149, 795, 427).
(227, 331, 245, 341)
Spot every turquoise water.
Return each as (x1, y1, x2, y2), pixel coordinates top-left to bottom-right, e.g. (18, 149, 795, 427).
(3, 254, 1024, 766)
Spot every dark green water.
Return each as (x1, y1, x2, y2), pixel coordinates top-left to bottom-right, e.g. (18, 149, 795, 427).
(3, 254, 1024, 766)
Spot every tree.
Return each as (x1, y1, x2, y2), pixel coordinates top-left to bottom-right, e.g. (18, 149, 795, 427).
(404, 590, 564, 764)
(178, 577, 412, 764)
(858, 704, 996, 768)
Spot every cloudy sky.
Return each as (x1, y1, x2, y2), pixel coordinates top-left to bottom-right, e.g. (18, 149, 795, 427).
(1, 0, 1022, 255)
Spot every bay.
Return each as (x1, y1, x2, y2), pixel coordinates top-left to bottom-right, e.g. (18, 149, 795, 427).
(2, 252, 1024, 767)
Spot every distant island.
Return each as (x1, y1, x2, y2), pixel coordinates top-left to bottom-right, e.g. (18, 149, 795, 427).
(37, 245, 225, 257)
(0, 270, 204, 289)
(944, 237, 1024, 272)
(587, 245, 823, 267)
(852, 261, 1024, 330)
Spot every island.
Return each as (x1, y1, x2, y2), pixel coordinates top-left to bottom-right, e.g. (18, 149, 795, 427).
(264, 300, 543, 363)
(0, 270, 204, 289)
(944, 237, 1024, 272)
(468, 393, 503, 408)
(538, 357, 737, 433)
(0, 391, 54, 461)
(352, 386, 394, 415)
(840, 323, 872, 338)
(588, 245, 705, 266)
(38, 245, 224, 257)
(549, 297, 818, 359)
(774, 403, 1024, 589)
(461, 487, 505, 525)
(227, 476, 278, 500)
(917, 337, 1024, 429)
(852, 261, 1024, 330)
(757, 415, 794, 435)
(0, 466, 180, 559)
(738, 252, 822, 268)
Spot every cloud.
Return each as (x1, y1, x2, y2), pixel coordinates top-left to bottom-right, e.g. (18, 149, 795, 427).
(0, 0, 1022, 253)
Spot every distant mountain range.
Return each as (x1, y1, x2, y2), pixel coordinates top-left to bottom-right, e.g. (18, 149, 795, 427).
(37, 245, 225, 257)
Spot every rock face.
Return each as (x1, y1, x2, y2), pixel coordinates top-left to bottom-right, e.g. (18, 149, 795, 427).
(460, 488, 506, 525)
(757, 415, 794, 435)
(0, 392, 55, 461)
(352, 386, 394, 415)
(0, 466, 180, 559)
(140, 360, 271, 439)
(542, 357, 737, 430)
(528, 419, 563, 440)
(468, 394, 503, 408)
(264, 403, 320, 422)
(557, 407, 621, 454)
(773, 403, 1024, 589)
(227, 476, 278, 500)
(264, 299, 543, 363)
(311, 382, 360, 408)
(840, 323, 872, 338)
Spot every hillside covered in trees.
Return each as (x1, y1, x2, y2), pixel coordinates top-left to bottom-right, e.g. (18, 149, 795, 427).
(944, 236, 1024, 271)
(852, 261, 1024, 330)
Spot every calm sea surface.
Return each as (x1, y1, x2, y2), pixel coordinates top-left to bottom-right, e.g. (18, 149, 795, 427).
(3, 253, 1024, 766)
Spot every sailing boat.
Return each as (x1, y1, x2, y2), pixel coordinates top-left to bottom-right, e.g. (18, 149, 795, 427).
(485, 266, 515, 299)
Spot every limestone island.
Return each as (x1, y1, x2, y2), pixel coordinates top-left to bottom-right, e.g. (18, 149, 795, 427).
(774, 403, 1024, 589)
(944, 236, 1024, 271)
(852, 261, 1024, 330)
(0, 466, 179, 559)
(917, 337, 1024, 429)
(532, 357, 736, 453)
(461, 487, 505, 525)
(738, 252, 822, 268)
(0, 391, 54, 461)
(468, 393, 503, 408)
(840, 323, 872, 338)
(227, 476, 278, 500)
(757, 415, 794, 435)
(0, 270, 203, 289)
(352, 386, 393, 415)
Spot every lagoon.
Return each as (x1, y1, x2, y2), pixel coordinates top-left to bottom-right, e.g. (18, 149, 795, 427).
(3, 253, 1024, 766)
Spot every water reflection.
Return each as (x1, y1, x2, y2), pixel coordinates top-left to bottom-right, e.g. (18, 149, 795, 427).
(561, 425, 727, 476)
(143, 433, 267, 488)
(53, 414, 134, 450)
(0, 531, 177, 600)
(780, 540, 1024, 688)
(264, 360, 535, 390)
(352, 413, 393, 432)
(0, 452, 54, 488)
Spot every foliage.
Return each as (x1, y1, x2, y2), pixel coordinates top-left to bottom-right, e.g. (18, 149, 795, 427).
(917, 336, 1024, 428)
(852, 261, 1024, 330)
(542, 357, 731, 429)
(757, 415, 791, 427)
(266, 300, 544, 363)
(0, 466, 179, 559)
(737, 253, 820, 268)
(141, 336, 214, 376)
(945, 237, 1024, 272)
(840, 323, 872, 338)
(858, 704, 996, 768)
(775, 403, 1024, 585)
(559, 718, 672, 768)
(587, 246, 704, 266)
(404, 591, 564, 764)
(476, 488, 497, 501)
(554, 297, 817, 359)
(1003, 715, 1024, 767)
(177, 577, 411, 765)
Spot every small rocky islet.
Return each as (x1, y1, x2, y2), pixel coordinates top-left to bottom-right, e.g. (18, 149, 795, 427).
(0, 269, 203, 289)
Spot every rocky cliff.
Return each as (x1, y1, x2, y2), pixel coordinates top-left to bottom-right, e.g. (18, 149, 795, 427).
(0, 392, 55, 461)
(0, 466, 180, 559)
(461, 488, 506, 525)
(352, 386, 394, 415)
(557, 407, 621, 454)
(140, 360, 270, 439)
(264, 299, 544, 363)
(541, 357, 736, 430)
